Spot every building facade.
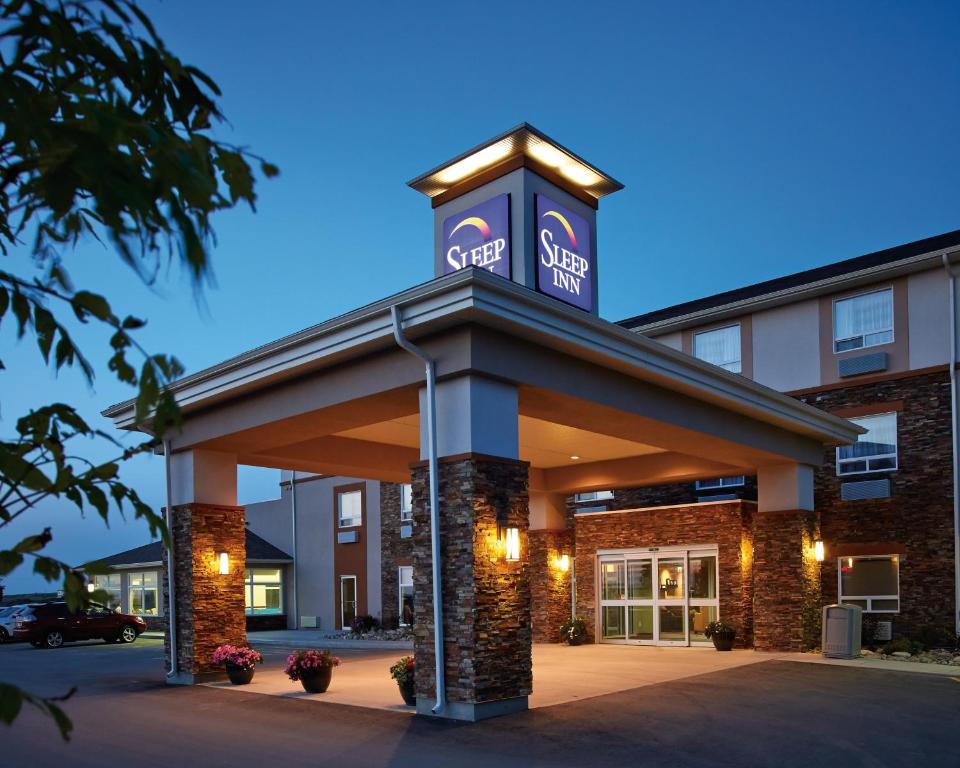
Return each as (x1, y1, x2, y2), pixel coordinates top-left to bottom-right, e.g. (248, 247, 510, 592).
(240, 229, 959, 649)
(100, 125, 952, 719)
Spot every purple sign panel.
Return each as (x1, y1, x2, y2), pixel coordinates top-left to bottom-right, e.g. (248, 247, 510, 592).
(536, 194, 593, 311)
(442, 194, 511, 278)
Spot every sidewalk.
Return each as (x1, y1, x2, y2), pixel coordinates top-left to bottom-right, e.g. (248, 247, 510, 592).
(782, 652, 960, 678)
(141, 628, 414, 651)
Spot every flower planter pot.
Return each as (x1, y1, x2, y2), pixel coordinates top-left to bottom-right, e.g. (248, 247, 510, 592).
(299, 666, 333, 693)
(225, 663, 255, 685)
(712, 634, 736, 652)
(398, 678, 416, 707)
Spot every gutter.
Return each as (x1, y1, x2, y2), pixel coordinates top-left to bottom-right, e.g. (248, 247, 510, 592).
(290, 470, 299, 630)
(942, 253, 960, 635)
(163, 439, 178, 681)
(390, 304, 445, 716)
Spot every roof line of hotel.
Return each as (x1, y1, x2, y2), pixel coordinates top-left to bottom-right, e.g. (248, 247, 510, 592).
(103, 268, 862, 445)
(619, 228, 960, 332)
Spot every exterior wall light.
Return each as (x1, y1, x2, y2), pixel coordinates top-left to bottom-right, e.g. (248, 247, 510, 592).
(87, 582, 95, 593)
(503, 527, 520, 562)
(218, 552, 230, 575)
(558, 553, 570, 572)
(814, 540, 825, 562)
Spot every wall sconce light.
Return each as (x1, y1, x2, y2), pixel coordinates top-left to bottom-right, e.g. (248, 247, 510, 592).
(502, 527, 520, 562)
(814, 540, 824, 562)
(218, 552, 230, 575)
(558, 553, 570, 572)
(87, 582, 95, 594)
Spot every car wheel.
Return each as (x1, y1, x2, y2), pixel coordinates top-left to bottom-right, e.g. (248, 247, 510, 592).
(43, 630, 65, 649)
(118, 624, 138, 644)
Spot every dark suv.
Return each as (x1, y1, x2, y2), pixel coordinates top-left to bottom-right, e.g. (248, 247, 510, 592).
(13, 602, 147, 648)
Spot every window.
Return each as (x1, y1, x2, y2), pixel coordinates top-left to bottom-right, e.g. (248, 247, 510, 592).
(340, 575, 357, 629)
(128, 571, 159, 616)
(694, 325, 741, 373)
(400, 484, 413, 522)
(245, 568, 283, 615)
(834, 288, 893, 352)
(92, 573, 121, 610)
(836, 412, 897, 475)
(398, 566, 414, 626)
(338, 489, 362, 528)
(695, 476, 745, 490)
(839, 555, 899, 612)
(575, 490, 614, 503)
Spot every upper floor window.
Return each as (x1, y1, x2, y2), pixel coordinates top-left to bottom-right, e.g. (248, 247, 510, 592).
(575, 490, 614, 503)
(400, 484, 413, 522)
(836, 412, 897, 475)
(834, 288, 893, 352)
(338, 489, 363, 528)
(694, 325, 741, 373)
(695, 476, 745, 490)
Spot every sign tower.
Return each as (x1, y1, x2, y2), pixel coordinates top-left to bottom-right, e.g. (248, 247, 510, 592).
(407, 124, 623, 315)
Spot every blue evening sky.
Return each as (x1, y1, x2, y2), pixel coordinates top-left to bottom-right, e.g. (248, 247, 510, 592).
(3, 0, 958, 592)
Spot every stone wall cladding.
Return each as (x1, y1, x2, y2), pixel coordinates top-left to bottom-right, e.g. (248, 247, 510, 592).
(799, 370, 955, 635)
(752, 510, 819, 651)
(574, 502, 754, 646)
(565, 477, 758, 525)
(528, 529, 573, 643)
(379, 481, 413, 629)
(412, 456, 532, 705)
(162, 504, 246, 677)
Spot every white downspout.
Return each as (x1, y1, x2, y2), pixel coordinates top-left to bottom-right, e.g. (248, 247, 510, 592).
(390, 304, 445, 716)
(942, 253, 960, 635)
(163, 439, 178, 680)
(290, 470, 299, 630)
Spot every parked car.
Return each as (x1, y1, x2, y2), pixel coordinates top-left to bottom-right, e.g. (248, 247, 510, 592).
(0, 605, 35, 642)
(13, 602, 147, 648)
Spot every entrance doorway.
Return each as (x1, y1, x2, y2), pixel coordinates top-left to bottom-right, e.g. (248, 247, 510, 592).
(598, 546, 719, 646)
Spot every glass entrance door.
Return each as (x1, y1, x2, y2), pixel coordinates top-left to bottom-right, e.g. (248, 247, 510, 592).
(599, 547, 718, 647)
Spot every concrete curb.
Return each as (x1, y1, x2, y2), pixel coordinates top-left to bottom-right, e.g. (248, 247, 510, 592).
(782, 653, 960, 678)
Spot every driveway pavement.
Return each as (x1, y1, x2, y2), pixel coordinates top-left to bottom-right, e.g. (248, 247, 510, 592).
(1, 637, 958, 767)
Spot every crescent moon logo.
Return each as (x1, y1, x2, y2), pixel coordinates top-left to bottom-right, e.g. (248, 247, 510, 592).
(542, 210, 578, 250)
(449, 216, 491, 240)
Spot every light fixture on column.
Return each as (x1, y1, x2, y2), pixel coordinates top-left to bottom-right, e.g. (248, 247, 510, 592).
(502, 526, 520, 562)
(558, 553, 570, 572)
(814, 540, 824, 562)
(218, 552, 230, 575)
(87, 582, 95, 594)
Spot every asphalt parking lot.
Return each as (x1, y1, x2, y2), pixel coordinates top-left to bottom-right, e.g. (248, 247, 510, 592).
(1, 637, 958, 767)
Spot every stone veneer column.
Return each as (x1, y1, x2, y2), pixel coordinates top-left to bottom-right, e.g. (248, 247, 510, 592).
(162, 503, 247, 683)
(753, 464, 820, 652)
(411, 455, 531, 721)
(528, 529, 573, 643)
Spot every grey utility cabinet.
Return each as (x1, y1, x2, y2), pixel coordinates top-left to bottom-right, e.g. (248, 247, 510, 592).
(822, 604, 863, 659)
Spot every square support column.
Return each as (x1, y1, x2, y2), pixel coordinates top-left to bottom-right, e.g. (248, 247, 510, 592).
(753, 464, 821, 651)
(163, 449, 244, 684)
(411, 454, 531, 721)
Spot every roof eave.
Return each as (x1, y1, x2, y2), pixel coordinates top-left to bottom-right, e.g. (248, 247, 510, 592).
(103, 268, 862, 446)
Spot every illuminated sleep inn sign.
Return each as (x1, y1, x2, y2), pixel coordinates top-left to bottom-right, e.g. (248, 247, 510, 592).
(536, 194, 593, 312)
(442, 194, 511, 278)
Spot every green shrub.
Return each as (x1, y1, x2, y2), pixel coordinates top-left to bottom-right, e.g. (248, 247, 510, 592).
(560, 617, 588, 645)
(880, 637, 924, 655)
(915, 625, 959, 650)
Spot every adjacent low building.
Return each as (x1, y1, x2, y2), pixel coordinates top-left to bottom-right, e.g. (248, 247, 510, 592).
(91, 529, 292, 631)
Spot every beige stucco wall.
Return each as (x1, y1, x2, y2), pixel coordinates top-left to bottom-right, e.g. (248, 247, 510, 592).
(649, 330, 682, 351)
(907, 267, 950, 369)
(245, 475, 382, 631)
(751, 299, 821, 391)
